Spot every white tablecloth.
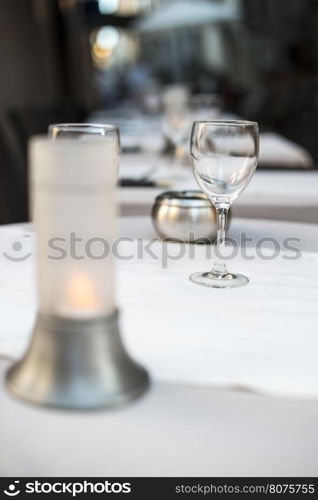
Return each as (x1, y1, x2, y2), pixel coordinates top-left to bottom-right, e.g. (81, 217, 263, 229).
(1, 217, 318, 395)
(1, 217, 318, 475)
(1, 360, 318, 477)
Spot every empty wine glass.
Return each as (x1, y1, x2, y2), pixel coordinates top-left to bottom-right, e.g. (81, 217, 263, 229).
(162, 87, 192, 170)
(190, 120, 259, 288)
(48, 123, 120, 181)
(48, 123, 119, 146)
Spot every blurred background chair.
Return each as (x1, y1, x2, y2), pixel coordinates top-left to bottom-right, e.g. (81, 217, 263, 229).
(0, 104, 87, 223)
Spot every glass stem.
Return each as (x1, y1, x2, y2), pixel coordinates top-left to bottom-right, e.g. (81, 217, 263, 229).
(212, 204, 230, 277)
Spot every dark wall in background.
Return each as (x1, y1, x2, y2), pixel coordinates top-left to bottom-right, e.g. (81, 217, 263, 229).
(0, 0, 95, 112)
(0, 0, 62, 111)
(0, 0, 95, 224)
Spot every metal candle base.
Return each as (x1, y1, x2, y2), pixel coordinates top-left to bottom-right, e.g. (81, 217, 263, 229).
(6, 311, 149, 410)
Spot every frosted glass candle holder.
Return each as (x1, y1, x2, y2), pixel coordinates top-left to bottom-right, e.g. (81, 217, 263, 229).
(6, 137, 149, 410)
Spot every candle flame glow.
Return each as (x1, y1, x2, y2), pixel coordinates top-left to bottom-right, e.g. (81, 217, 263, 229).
(65, 272, 99, 312)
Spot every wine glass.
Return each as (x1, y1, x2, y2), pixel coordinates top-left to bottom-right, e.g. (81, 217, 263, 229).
(190, 120, 259, 288)
(48, 123, 119, 146)
(162, 87, 192, 170)
(48, 123, 120, 180)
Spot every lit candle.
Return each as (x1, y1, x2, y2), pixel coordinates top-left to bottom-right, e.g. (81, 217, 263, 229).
(30, 137, 118, 320)
(57, 271, 101, 319)
(6, 134, 149, 410)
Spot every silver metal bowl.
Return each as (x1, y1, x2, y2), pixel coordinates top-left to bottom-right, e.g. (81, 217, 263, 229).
(151, 190, 230, 243)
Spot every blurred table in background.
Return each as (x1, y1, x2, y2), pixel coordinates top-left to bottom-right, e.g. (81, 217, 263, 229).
(89, 110, 318, 222)
(118, 153, 318, 223)
(90, 110, 314, 168)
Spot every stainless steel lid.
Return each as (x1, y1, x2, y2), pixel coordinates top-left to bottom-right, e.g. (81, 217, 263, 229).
(154, 190, 211, 208)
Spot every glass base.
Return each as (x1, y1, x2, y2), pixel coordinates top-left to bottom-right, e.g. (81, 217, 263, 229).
(189, 271, 249, 289)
